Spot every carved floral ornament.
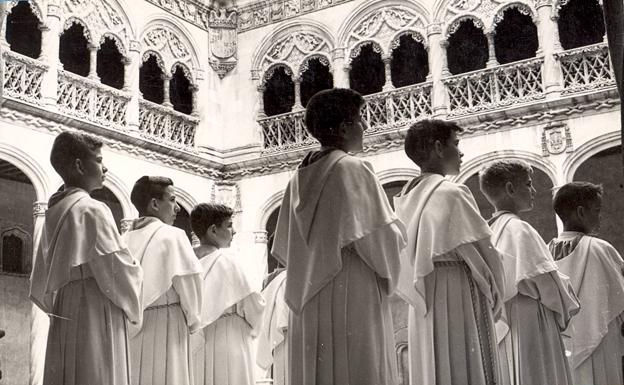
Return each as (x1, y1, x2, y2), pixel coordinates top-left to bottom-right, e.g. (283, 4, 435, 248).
(349, 40, 383, 61)
(298, 54, 331, 77)
(390, 30, 428, 51)
(142, 25, 197, 81)
(260, 31, 332, 75)
(492, 2, 536, 29)
(62, 16, 94, 44)
(262, 63, 294, 86)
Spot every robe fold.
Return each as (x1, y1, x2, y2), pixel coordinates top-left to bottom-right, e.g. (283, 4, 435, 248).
(29, 188, 143, 385)
(490, 212, 579, 385)
(124, 217, 203, 385)
(549, 232, 624, 385)
(257, 270, 289, 385)
(192, 249, 265, 385)
(272, 149, 406, 385)
(394, 174, 505, 385)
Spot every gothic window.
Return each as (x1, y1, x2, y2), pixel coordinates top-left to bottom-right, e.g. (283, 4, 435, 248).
(97, 37, 124, 90)
(140, 54, 165, 104)
(173, 206, 193, 242)
(263, 66, 295, 117)
(1, 233, 24, 274)
(300, 57, 333, 108)
(170, 66, 193, 115)
(349, 43, 384, 96)
(391, 34, 429, 88)
(447, 20, 488, 75)
(91, 187, 123, 232)
(5, 1, 41, 58)
(59, 23, 90, 77)
(494, 8, 538, 64)
(558, 0, 605, 50)
(574, 146, 623, 253)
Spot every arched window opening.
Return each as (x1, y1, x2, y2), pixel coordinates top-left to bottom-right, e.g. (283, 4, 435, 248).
(173, 206, 193, 242)
(383, 180, 408, 210)
(349, 44, 385, 95)
(170, 66, 193, 115)
(5, 1, 41, 58)
(300, 57, 333, 108)
(464, 167, 557, 241)
(558, 0, 605, 50)
(573, 146, 624, 252)
(91, 187, 123, 232)
(2, 234, 23, 274)
(494, 8, 539, 64)
(391, 34, 429, 88)
(140, 54, 165, 104)
(97, 37, 124, 90)
(265, 206, 282, 275)
(59, 23, 90, 77)
(263, 67, 295, 117)
(447, 20, 488, 75)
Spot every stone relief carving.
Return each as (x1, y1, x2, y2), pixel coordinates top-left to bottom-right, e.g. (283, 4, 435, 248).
(62, 0, 130, 51)
(208, 3, 238, 79)
(260, 31, 331, 75)
(443, 0, 536, 36)
(211, 182, 242, 212)
(146, 0, 211, 29)
(541, 122, 573, 156)
(142, 25, 194, 77)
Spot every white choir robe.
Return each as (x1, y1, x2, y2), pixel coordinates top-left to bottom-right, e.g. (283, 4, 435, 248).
(256, 270, 289, 385)
(549, 232, 624, 385)
(124, 217, 203, 385)
(394, 174, 506, 385)
(272, 149, 406, 385)
(192, 249, 265, 385)
(489, 212, 579, 385)
(30, 188, 143, 385)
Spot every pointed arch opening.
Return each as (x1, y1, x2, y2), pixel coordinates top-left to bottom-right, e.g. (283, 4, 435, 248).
(59, 22, 90, 77)
(349, 43, 385, 95)
(5, 1, 41, 59)
(447, 19, 488, 75)
(170, 65, 193, 115)
(140, 54, 165, 104)
(391, 33, 429, 88)
(97, 36, 124, 90)
(494, 7, 538, 64)
(300, 57, 333, 108)
(263, 66, 295, 117)
(558, 0, 605, 50)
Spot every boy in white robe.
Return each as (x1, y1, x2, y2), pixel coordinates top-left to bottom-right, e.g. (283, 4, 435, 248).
(394, 119, 505, 385)
(272, 88, 407, 385)
(479, 160, 579, 385)
(548, 181, 624, 385)
(124, 176, 203, 385)
(190, 203, 265, 385)
(30, 132, 143, 385)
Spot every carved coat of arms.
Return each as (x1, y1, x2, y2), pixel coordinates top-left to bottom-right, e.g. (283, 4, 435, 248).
(541, 123, 573, 156)
(208, 7, 238, 78)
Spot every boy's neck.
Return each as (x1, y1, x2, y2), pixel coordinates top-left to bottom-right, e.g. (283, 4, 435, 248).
(419, 163, 446, 176)
(493, 201, 519, 216)
(195, 242, 219, 256)
(63, 182, 92, 194)
(562, 223, 588, 234)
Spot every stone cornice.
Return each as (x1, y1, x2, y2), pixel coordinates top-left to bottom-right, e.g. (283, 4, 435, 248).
(144, 0, 212, 30)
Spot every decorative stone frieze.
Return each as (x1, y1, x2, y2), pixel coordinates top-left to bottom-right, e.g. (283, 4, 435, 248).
(62, 0, 130, 52)
(145, 0, 211, 30)
(541, 122, 573, 156)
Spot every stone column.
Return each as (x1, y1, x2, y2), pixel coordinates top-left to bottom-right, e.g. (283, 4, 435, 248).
(0, 5, 9, 50)
(427, 23, 450, 118)
(190, 84, 199, 117)
(485, 30, 499, 68)
(124, 40, 141, 132)
(536, 0, 564, 97)
(87, 43, 99, 80)
(30, 201, 49, 385)
(39, 4, 62, 107)
(382, 55, 394, 91)
(293, 76, 303, 110)
(162, 74, 173, 108)
(331, 48, 348, 88)
(257, 85, 266, 119)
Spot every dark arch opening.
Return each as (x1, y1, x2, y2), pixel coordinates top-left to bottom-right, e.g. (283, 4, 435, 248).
(97, 37, 124, 90)
(300, 57, 334, 108)
(5, 1, 41, 59)
(170, 66, 193, 115)
(494, 8, 539, 64)
(464, 167, 557, 241)
(59, 23, 90, 77)
(173, 206, 193, 242)
(558, 0, 605, 50)
(349, 44, 385, 95)
(263, 66, 295, 117)
(91, 187, 124, 232)
(139, 54, 165, 104)
(2, 235, 24, 274)
(391, 34, 429, 88)
(573, 146, 624, 252)
(447, 19, 488, 75)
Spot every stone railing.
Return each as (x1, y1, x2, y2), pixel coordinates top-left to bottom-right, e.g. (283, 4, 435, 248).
(2, 50, 47, 105)
(444, 56, 545, 117)
(556, 43, 616, 95)
(258, 109, 315, 154)
(57, 70, 130, 129)
(138, 99, 199, 149)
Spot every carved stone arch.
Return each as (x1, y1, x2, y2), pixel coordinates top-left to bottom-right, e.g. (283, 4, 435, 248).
(1, 226, 33, 274)
(62, 16, 93, 44)
(491, 1, 537, 30)
(551, 0, 599, 19)
(173, 186, 198, 214)
(261, 62, 294, 87)
(5, 0, 44, 23)
(435, 0, 512, 27)
(389, 29, 429, 55)
(444, 14, 486, 38)
(452, 150, 557, 184)
(101, 171, 134, 218)
(171, 61, 196, 85)
(140, 18, 202, 81)
(562, 131, 620, 183)
(298, 53, 332, 77)
(100, 32, 126, 56)
(348, 40, 385, 65)
(256, 190, 285, 230)
(377, 167, 420, 185)
(0, 143, 50, 201)
(141, 49, 167, 73)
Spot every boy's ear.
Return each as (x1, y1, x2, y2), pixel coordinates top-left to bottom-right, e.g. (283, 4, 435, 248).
(576, 205, 586, 221)
(149, 197, 159, 212)
(433, 139, 444, 158)
(504, 181, 515, 196)
(74, 158, 85, 176)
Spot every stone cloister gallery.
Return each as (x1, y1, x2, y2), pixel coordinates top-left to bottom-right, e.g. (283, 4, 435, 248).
(0, 0, 621, 384)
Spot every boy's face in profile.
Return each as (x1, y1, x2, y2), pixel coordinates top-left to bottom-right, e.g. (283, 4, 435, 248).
(80, 147, 107, 193)
(511, 171, 536, 213)
(441, 131, 463, 175)
(582, 195, 602, 234)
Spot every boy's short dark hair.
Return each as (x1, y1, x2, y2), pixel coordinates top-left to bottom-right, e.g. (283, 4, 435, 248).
(50, 132, 103, 178)
(130, 176, 174, 215)
(304, 88, 365, 146)
(190, 203, 234, 237)
(404, 119, 463, 166)
(479, 160, 533, 200)
(553, 181, 603, 222)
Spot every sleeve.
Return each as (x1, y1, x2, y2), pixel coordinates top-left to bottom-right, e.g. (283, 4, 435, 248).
(517, 271, 580, 330)
(173, 273, 203, 333)
(29, 228, 53, 314)
(238, 292, 266, 338)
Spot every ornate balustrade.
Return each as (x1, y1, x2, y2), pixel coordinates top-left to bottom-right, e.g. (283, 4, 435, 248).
(138, 99, 198, 149)
(258, 109, 315, 154)
(2, 50, 47, 105)
(57, 70, 130, 129)
(555, 43, 616, 95)
(444, 57, 545, 117)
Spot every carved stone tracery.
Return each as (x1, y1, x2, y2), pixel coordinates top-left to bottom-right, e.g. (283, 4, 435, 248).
(142, 25, 196, 82)
(260, 31, 331, 77)
(62, 0, 130, 52)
